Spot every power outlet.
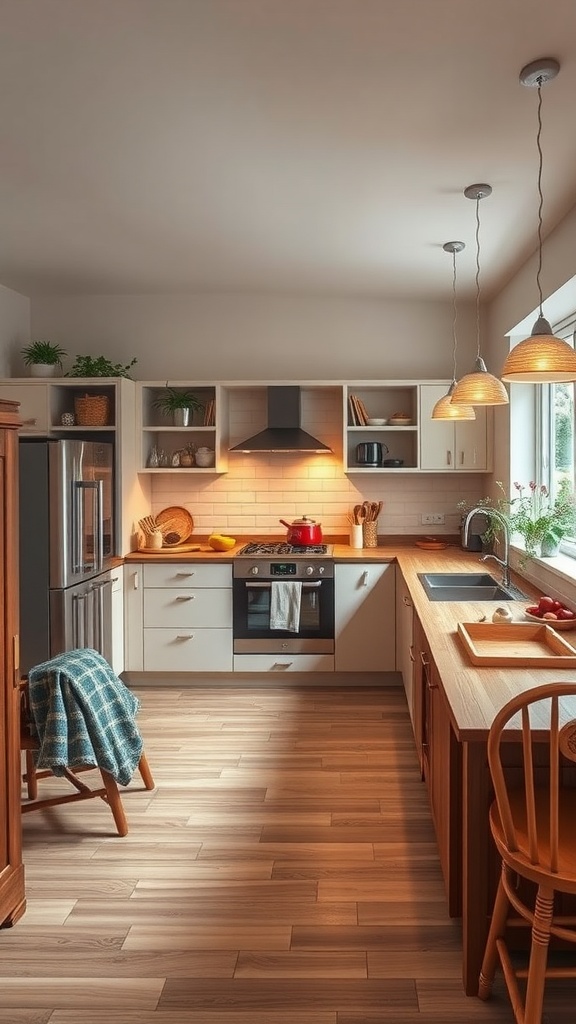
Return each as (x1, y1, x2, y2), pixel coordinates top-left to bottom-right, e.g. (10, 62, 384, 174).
(421, 513, 445, 525)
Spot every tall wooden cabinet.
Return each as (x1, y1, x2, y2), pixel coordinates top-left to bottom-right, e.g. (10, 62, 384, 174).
(0, 398, 25, 927)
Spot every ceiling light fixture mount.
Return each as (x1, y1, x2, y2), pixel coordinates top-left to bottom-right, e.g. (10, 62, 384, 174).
(431, 241, 475, 421)
(501, 57, 576, 383)
(451, 185, 509, 406)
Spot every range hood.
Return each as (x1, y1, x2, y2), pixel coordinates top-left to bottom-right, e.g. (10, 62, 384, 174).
(229, 386, 332, 453)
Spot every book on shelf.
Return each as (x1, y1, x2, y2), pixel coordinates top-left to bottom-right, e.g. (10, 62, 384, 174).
(349, 394, 368, 426)
(203, 399, 215, 426)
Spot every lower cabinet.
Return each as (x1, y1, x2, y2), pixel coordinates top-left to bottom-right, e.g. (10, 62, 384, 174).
(125, 562, 233, 673)
(334, 562, 396, 672)
(413, 613, 461, 914)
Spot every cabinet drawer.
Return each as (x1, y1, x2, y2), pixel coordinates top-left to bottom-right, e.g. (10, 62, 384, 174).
(143, 563, 232, 589)
(233, 654, 334, 673)
(143, 588, 232, 628)
(143, 628, 232, 671)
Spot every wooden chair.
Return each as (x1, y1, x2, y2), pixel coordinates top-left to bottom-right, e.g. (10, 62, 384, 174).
(20, 678, 155, 837)
(478, 682, 576, 1024)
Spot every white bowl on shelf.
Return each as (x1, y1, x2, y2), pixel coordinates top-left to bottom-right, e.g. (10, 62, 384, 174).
(524, 610, 576, 630)
(367, 417, 387, 426)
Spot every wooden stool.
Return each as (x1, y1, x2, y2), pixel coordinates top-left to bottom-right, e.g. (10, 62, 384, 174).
(20, 678, 155, 837)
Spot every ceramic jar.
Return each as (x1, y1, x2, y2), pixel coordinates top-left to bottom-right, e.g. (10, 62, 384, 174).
(195, 447, 215, 468)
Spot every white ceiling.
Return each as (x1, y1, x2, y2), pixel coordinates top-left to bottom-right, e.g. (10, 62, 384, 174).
(1, 0, 576, 301)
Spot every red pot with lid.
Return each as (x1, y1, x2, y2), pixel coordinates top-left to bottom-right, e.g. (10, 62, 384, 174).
(279, 515, 323, 546)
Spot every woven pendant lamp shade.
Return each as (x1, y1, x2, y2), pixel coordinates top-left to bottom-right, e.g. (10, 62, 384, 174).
(501, 316, 576, 382)
(451, 357, 509, 406)
(432, 381, 475, 420)
(502, 60, 575, 383)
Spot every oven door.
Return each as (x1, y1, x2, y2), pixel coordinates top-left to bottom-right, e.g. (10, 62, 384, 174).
(233, 577, 334, 653)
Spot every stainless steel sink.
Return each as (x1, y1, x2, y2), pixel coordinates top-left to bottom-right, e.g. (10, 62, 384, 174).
(418, 572, 527, 602)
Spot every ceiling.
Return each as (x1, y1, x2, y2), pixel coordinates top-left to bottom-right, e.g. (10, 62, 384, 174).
(1, 0, 576, 301)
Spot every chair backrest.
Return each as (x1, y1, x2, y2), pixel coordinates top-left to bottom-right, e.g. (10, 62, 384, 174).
(487, 682, 576, 874)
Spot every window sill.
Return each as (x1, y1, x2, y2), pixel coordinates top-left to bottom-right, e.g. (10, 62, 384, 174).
(510, 542, 576, 604)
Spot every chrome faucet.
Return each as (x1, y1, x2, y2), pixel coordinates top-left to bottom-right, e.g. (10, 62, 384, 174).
(463, 507, 511, 589)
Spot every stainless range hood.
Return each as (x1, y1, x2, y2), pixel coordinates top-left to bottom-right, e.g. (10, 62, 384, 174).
(229, 386, 332, 454)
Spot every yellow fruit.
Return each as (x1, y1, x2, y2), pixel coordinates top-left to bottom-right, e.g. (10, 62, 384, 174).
(208, 534, 236, 551)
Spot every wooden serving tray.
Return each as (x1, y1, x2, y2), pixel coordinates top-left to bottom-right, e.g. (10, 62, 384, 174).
(457, 621, 576, 667)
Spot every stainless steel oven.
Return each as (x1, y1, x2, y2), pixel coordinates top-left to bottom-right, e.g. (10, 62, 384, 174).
(233, 543, 334, 654)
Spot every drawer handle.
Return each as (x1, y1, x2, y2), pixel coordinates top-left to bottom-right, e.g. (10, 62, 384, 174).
(175, 634, 194, 640)
(175, 595, 195, 601)
(420, 651, 429, 666)
(409, 646, 415, 662)
(176, 572, 194, 578)
(273, 661, 293, 669)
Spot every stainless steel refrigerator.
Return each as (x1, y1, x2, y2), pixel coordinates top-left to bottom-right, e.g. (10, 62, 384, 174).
(19, 439, 115, 674)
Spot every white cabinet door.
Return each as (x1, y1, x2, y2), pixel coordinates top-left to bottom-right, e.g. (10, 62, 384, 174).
(395, 571, 415, 727)
(334, 563, 396, 672)
(111, 566, 124, 676)
(418, 384, 489, 471)
(123, 564, 144, 672)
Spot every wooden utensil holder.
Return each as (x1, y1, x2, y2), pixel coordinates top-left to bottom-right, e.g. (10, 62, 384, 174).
(363, 521, 378, 548)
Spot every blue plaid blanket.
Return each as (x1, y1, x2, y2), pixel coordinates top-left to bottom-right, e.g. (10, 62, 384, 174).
(27, 649, 143, 786)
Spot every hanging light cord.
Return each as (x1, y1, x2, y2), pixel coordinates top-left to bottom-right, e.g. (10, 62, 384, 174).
(535, 79, 545, 316)
(450, 247, 458, 379)
(474, 195, 481, 359)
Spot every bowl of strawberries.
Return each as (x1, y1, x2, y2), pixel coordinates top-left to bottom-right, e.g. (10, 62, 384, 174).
(525, 595, 576, 629)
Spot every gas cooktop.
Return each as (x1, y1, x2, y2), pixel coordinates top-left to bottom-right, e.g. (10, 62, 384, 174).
(236, 542, 332, 557)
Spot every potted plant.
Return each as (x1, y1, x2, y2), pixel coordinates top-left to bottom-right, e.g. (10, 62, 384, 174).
(66, 355, 137, 378)
(504, 479, 576, 558)
(21, 340, 67, 377)
(153, 385, 204, 427)
(459, 479, 576, 561)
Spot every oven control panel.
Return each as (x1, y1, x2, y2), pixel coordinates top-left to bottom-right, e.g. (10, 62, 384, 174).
(234, 559, 334, 579)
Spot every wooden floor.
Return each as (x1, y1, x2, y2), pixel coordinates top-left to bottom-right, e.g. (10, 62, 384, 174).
(2, 683, 574, 1022)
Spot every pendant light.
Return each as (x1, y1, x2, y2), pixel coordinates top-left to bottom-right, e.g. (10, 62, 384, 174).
(451, 185, 509, 406)
(501, 57, 576, 382)
(431, 241, 475, 420)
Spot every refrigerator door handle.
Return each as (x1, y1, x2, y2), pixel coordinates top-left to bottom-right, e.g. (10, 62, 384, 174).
(72, 592, 87, 648)
(92, 577, 113, 655)
(73, 480, 103, 574)
(94, 480, 104, 571)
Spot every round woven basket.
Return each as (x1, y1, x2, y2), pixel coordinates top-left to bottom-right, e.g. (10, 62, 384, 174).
(156, 506, 194, 547)
(74, 394, 110, 426)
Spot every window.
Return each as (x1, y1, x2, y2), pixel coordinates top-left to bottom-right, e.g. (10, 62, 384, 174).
(538, 315, 576, 556)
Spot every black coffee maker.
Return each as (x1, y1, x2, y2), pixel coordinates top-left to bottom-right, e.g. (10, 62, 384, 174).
(356, 442, 387, 466)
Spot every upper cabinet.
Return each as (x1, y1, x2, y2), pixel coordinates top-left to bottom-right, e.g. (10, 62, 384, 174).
(418, 384, 492, 473)
(137, 382, 228, 474)
(344, 383, 418, 472)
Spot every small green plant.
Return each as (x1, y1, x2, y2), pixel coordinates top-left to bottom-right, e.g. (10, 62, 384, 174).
(153, 385, 204, 414)
(66, 355, 137, 378)
(22, 340, 67, 366)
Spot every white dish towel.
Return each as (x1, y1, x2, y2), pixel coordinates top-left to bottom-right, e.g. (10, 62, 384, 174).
(270, 580, 302, 632)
